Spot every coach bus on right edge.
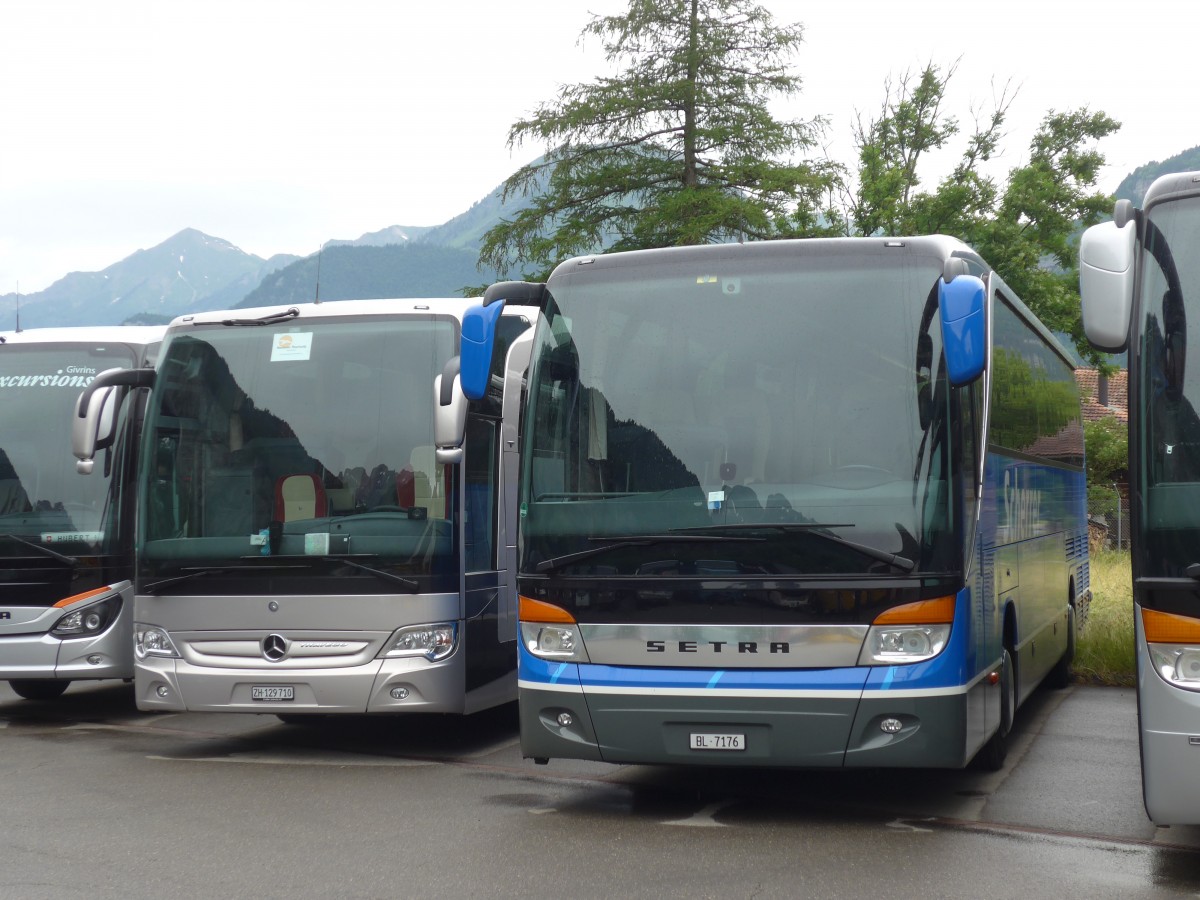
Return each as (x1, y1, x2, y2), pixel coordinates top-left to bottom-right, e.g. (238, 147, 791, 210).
(1080, 172, 1200, 824)
(468, 235, 1089, 771)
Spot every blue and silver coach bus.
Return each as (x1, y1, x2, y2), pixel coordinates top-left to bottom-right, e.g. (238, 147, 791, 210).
(1080, 173, 1200, 823)
(0, 326, 163, 699)
(467, 236, 1089, 769)
(73, 300, 532, 717)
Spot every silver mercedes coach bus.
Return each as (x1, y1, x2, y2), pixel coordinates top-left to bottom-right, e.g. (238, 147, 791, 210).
(1080, 172, 1200, 824)
(0, 325, 163, 699)
(73, 299, 532, 717)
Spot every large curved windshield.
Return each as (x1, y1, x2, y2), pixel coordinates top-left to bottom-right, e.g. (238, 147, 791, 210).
(519, 248, 956, 578)
(140, 315, 458, 588)
(0, 342, 138, 556)
(1138, 197, 1200, 576)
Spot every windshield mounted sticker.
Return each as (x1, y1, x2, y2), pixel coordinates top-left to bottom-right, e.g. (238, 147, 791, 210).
(42, 531, 103, 544)
(270, 332, 313, 362)
(707, 490, 725, 511)
(304, 533, 330, 555)
(0, 369, 97, 389)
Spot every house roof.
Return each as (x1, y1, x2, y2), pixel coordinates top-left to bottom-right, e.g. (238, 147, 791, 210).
(1075, 368, 1128, 423)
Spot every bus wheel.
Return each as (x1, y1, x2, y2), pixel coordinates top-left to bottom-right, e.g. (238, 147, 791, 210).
(9, 679, 70, 701)
(1047, 605, 1076, 690)
(974, 649, 1015, 771)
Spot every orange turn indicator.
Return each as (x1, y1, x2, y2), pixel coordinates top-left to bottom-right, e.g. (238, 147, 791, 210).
(519, 595, 576, 624)
(52, 586, 112, 609)
(1143, 608, 1200, 644)
(872, 595, 956, 626)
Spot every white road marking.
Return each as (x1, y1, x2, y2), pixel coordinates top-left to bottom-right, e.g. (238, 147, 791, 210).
(663, 800, 735, 827)
(147, 751, 434, 768)
(887, 817, 935, 833)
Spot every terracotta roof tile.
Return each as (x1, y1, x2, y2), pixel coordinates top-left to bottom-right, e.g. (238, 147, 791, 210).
(1075, 368, 1128, 423)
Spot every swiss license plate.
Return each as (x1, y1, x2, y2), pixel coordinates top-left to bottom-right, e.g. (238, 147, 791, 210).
(251, 685, 294, 701)
(690, 732, 745, 751)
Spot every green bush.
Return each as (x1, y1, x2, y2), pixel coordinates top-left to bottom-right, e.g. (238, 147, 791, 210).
(1074, 549, 1135, 685)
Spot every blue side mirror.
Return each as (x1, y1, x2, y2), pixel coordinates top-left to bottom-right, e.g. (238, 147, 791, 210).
(938, 275, 986, 386)
(460, 300, 506, 401)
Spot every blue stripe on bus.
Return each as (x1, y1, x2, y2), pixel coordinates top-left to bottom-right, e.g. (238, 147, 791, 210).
(519, 586, 985, 694)
(577, 664, 871, 692)
(862, 585, 974, 691)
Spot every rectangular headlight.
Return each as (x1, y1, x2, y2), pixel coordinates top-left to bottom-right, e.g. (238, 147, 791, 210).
(134, 624, 180, 659)
(520, 622, 589, 662)
(1147, 644, 1200, 690)
(382, 623, 458, 661)
(858, 624, 951, 665)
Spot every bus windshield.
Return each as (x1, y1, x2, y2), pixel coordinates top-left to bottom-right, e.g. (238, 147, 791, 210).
(520, 250, 956, 577)
(1139, 196, 1200, 575)
(0, 342, 138, 556)
(140, 315, 458, 588)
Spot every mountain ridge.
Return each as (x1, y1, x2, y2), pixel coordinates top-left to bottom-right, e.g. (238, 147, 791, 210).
(4, 149, 1197, 330)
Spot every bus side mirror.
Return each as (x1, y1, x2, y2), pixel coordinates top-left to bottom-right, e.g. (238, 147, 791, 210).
(433, 357, 467, 465)
(938, 274, 987, 386)
(73, 385, 117, 474)
(72, 367, 156, 474)
(1079, 218, 1137, 353)
(460, 301, 505, 401)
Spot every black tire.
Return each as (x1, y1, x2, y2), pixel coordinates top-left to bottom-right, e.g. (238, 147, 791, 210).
(9, 679, 70, 701)
(973, 649, 1015, 771)
(1047, 605, 1076, 690)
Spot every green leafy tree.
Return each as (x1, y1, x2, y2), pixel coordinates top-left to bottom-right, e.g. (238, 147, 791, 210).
(1085, 414, 1128, 522)
(478, 0, 835, 280)
(1085, 414, 1129, 485)
(825, 62, 1120, 366)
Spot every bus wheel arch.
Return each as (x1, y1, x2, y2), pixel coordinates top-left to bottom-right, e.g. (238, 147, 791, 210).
(972, 603, 1018, 772)
(9, 679, 70, 701)
(1003, 600, 1018, 714)
(1047, 581, 1077, 690)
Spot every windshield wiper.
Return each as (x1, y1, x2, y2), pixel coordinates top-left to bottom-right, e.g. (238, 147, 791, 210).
(144, 566, 233, 593)
(294, 555, 419, 593)
(142, 563, 309, 594)
(535, 533, 765, 574)
(0, 533, 78, 567)
(217, 307, 300, 327)
(669, 523, 916, 573)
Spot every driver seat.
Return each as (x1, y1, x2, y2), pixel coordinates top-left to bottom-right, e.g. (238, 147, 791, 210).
(274, 473, 328, 522)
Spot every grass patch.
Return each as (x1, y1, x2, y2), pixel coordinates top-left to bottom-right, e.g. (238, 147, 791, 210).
(1073, 549, 1136, 686)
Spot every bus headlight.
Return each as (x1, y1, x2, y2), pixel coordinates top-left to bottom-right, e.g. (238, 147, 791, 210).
(134, 625, 180, 660)
(859, 595, 955, 665)
(520, 622, 590, 662)
(859, 624, 951, 665)
(1143, 609, 1200, 691)
(382, 623, 458, 661)
(51, 595, 121, 638)
(1147, 644, 1200, 688)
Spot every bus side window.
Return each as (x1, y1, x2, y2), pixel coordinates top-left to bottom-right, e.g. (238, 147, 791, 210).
(464, 417, 499, 572)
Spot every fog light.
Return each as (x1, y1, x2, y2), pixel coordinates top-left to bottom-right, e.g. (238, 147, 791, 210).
(155, 684, 169, 698)
(556, 712, 574, 727)
(880, 717, 903, 734)
(87, 655, 102, 666)
(390, 687, 410, 700)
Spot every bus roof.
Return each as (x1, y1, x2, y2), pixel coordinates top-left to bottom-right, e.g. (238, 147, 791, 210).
(548, 235, 987, 279)
(164, 297, 510, 330)
(1143, 170, 1200, 208)
(0, 325, 166, 347)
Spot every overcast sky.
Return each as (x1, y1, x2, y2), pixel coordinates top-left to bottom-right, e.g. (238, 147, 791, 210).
(1, 0, 1195, 293)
